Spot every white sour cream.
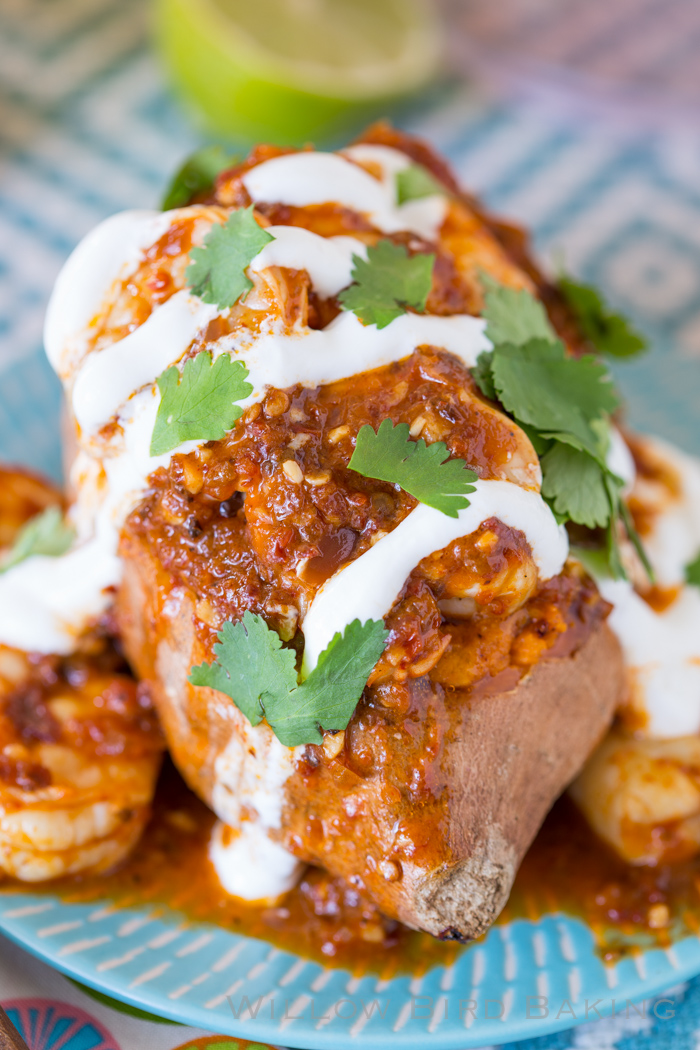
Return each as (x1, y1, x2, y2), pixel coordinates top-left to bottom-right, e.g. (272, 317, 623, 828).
(44, 210, 173, 377)
(302, 480, 568, 672)
(242, 149, 448, 240)
(72, 291, 218, 434)
(597, 435, 700, 738)
(210, 819, 303, 901)
(343, 143, 448, 241)
(224, 309, 491, 407)
(600, 579, 700, 738)
(607, 425, 637, 493)
(0, 539, 120, 654)
(2, 144, 578, 898)
(250, 227, 367, 298)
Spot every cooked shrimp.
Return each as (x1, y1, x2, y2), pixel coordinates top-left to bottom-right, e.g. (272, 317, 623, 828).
(0, 469, 163, 882)
(0, 647, 163, 882)
(0, 466, 62, 549)
(569, 731, 700, 865)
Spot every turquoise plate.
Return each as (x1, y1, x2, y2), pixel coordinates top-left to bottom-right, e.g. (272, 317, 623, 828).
(3, 111, 700, 1047)
(2, 291, 700, 1050)
(1, 889, 698, 1047)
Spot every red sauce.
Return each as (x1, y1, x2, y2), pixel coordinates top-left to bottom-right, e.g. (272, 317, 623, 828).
(8, 766, 697, 977)
(26, 760, 461, 979)
(506, 795, 700, 961)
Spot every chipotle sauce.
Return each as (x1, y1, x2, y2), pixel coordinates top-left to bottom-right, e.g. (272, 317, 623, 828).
(7, 761, 699, 977)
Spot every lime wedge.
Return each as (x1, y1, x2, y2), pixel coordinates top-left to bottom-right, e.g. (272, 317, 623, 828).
(154, 0, 442, 144)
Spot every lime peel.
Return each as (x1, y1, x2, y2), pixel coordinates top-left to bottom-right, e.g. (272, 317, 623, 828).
(155, 0, 442, 143)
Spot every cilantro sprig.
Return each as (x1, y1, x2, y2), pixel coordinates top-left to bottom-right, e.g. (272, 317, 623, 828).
(189, 612, 388, 747)
(150, 350, 252, 456)
(349, 419, 477, 518)
(338, 240, 435, 329)
(539, 443, 613, 529)
(474, 277, 650, 579)
(686, 551, 700, 588)
(558, 275, 647, 359)
(1, 506, 75, 573)
(396, 164, 446, 205)
(186, 206, 274, 310)
(481, 273, 555, 347)
(161, 145, 238, 211)
(486, 338, 620, 455)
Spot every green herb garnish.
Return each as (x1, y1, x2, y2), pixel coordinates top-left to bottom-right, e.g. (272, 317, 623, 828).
(189, 612, 388, 747)
(487, 338, 620, 458)
(686, 551, 700, 587)
(161, 146, 238, 211)
(150, 350, 252, 456)
(474, 277, 649, 578)
(186, 205, 274, 310)
(473, 339, 623, 543)
(481, 273, 556, 347)
(338, 240, 435, 329)
(540, 443, 614, 530)
(349, 418, 477, 518)
(1, 506, 75, 573)
(559, 274, 647, 358)
(395, 164, 446, 204)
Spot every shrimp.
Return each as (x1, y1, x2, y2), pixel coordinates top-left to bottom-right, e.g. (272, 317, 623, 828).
(0, 469, 163, 882)
(569, 731, 700, 865)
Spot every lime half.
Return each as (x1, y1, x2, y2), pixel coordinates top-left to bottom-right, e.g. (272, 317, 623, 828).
(154, 0, 442, 145)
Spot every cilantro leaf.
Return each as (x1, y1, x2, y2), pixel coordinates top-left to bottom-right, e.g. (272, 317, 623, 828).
(471, 350, 497, 401)
(480, 273, 556, 347)
(151, 351, 252, 456)
(189, 612, 298, 726)
(559, 275, 647, 359)
(161, 146, 237, 211)
(189, 614, 388, 747)
(338, 240, 435, 329)
(396, 164, 446, 204)
(686, 551, 700, 588)
(349, 418, 478, 518)
(476, 278, 650, 576)
(540, 444, 612, 529)
(487, 338, 629, 541)
(489, 338, 620, 460)
(1, 506, 75, 573)
(186, 206, 274, 309)
(267, 619, 389, 746)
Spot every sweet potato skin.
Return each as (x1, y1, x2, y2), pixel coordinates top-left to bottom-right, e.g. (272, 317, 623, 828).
(414, 622, 622, 937)
(117, 528, 623, 939)
(282, 618, 622, 939)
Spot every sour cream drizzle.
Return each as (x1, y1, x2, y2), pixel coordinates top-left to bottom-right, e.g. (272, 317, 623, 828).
(302, 482, 569, 672)
(44, 210, 174, 376)
(2, 144, 571, 900)
(72, 291, 218, 434)
(1, 146, 565, 667)
(242, 148, 447, 241)
(596, 436, 700, 739)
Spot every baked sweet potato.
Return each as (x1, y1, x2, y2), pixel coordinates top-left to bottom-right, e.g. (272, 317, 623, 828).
(47, 122, 625, 938)
(118, 548, 621, 936)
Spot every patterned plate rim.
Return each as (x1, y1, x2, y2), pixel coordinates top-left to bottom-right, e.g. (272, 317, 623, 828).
(1, 889, 699, 1048)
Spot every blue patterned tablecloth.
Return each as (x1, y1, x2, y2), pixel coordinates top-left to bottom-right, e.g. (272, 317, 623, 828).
(1, 0, 700, 1046)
